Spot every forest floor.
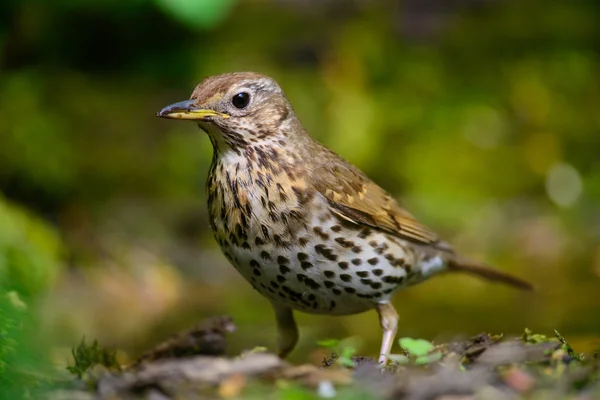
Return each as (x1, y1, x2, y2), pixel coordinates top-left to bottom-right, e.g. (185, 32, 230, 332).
(49, 316, 599, 400)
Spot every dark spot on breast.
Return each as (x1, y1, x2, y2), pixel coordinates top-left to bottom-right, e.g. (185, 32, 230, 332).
(371, 282, 382, 289)
(332, 288, 342, 295)
(269, 212, 279, 223)
(368, 257, 379, 265)
(344, 287, 356, 294)
(291, 186, 312, 205)
(335, 237, 354, 248)
(368, 240, 378, 248)
(296, 273, 307, 282)
(242, 242, 251, 250)
(253, 269, 261, 276)
(322, 248, 338, 261)
(351, 246, 362, 253)
(298, 237, 309, 247)
(338, 261, 349, 270)
(373, 269, 384, 276)
(229, 232, 238, 246)
(261, 224, 270, 239)
(270, 281, 279, 289)
(255, 237, 265, 246)
(277, 256, 289, 264)
(297, 252, 309, 262)
(360, 278, 373, 285)
(313, 226, 329, 240)
(240, 213, 248, 230)
(324, 280, 335, 288)
(308, 294, 316, 301)
(277, 183, 288, 202)
(383, 288, 394, 294)
(351, 258, 362, 266)
(250, 260, 260, 268)
(301, 261, 314, 270)
(392, 258, 405, 267)
(260, 251, 271, 260)
(314, 244, 325, 254)
(274, 235, 285, 248)
(288, 210, 303, 221)
(358, 228, 371, 239)
(277, 275, 286, 283)
(304, 277, 321, 289)
(356, 271, 369, 278)
(329, 300, 336, 310)
(279, 265, 291, 275)
(340, 274, 352, 282)
(383, 276, 404, 284)
(235, 223, 244, 238)
(330, 225, 342, 232)
(324, 270, 336, 279)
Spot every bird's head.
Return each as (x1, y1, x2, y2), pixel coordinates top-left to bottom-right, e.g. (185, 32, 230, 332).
(157, 72, 298, 152)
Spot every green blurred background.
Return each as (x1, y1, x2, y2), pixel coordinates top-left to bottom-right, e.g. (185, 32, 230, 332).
(1, 0, 599, 381)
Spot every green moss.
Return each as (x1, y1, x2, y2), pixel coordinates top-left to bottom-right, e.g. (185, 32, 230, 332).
(522, 328, 556, 344)
(66, 338, 119, 379)
(554, 330, 585, 363)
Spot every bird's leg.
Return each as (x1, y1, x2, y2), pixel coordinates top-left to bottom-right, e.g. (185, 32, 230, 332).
(271, 302, 298, 358)
(376, 301, 399, 364)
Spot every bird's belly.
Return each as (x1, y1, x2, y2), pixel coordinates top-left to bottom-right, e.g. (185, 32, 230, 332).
(215, 207, 439, 316)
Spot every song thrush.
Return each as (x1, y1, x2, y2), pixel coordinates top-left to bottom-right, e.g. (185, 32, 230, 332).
(157, 72, 532, 363)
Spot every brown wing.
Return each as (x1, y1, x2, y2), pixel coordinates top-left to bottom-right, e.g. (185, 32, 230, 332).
(309, 147, 449, 250)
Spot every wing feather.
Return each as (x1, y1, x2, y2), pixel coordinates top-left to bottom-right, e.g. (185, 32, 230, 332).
(310, 146, 446, 249)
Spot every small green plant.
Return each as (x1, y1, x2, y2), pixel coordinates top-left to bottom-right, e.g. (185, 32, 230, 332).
(317, 338, 358, 368)
(554, 330, 585, 363)
(66, 337, 119, 379)
(390, 337, 442, 365)
(522, 328, 554, 344)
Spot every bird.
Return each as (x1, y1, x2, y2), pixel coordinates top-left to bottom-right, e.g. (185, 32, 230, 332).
(157, 72, 532, 363)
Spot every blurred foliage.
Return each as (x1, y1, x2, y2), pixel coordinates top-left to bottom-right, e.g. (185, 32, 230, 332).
(156, 0, 239, 29)
(0, 196, 63, 396)
(0, 196, 62, 296)
(0, 0, 599, 385)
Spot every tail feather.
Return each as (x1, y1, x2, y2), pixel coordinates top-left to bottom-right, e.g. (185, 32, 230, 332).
(447, 258, 534, 291)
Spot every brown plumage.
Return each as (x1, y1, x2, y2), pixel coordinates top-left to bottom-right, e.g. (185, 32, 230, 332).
(157, 72, 533, 363)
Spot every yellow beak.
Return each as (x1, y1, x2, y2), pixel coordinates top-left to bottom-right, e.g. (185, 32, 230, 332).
(156, 100, 229, 120)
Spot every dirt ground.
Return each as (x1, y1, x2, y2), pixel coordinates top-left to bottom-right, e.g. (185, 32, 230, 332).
(50, 316, 600, 400)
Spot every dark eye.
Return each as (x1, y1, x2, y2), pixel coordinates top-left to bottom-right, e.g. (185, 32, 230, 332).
(231, 92, 250, 109)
